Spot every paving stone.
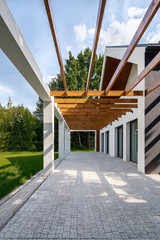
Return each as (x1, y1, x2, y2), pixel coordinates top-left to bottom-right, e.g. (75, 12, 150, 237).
(0, 152, 160, 239)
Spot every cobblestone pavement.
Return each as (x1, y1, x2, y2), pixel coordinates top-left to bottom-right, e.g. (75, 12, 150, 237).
(0, 152, 160, 240)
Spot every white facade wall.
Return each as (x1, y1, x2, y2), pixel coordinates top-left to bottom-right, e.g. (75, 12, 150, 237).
(100, 46, 146, 173)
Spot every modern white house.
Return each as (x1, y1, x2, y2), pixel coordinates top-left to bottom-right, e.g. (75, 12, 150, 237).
(99, 44, 160, 174)
(0, 0, 159, 177)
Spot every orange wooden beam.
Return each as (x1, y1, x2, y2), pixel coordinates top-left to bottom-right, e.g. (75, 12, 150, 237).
(50, 90, 143, 97)
(86, 0, 106, 92)
(44, 0, 68, 94)
(60, 108, 131, 114)
(54, 98, 138, 103)
(58, 103, 137, 109)
(105, 0, 160, 95)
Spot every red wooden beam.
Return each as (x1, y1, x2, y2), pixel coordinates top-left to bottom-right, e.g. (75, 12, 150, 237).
(86, 0, 106, 93)
(105, 0, 160, 95)
(125, 52, 160, 95)
(44, 0, 68, 94)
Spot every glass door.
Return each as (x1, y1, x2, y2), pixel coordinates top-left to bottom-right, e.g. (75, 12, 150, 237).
(105, 131, 109, 154)
(101, 133, 104, 152)
(117, 126, 123, 158)
(130, 120, 138, 163)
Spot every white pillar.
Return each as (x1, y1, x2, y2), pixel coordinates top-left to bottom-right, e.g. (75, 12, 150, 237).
(138, 96, 145, 173)
(104, 132, 107, 154)
(65, 127, 70, 155)
(123, 123, 127, 161)
(68, 130, 71, 153)
(59, 119, 65, 159)
(43, 97, 54, 173)
(109, 127, 115, 157)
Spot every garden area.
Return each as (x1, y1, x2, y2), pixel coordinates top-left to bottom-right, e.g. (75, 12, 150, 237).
(0, 151, 58, 199)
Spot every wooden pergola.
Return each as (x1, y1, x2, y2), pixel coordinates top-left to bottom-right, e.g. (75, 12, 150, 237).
(44, 0, 160, 131)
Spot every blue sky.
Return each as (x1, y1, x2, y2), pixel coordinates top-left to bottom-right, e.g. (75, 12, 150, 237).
(0, 0, 160, 112)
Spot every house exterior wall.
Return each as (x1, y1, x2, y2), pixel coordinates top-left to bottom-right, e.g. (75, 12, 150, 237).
(100, 45, 146, 173)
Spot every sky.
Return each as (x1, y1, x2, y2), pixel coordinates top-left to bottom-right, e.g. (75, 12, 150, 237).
(0, 0, 160, 112)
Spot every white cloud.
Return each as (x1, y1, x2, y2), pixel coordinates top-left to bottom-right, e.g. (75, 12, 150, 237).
(128, 7, 146, 18)
(74, 24, 87, 42)
(73, 6, 147, 50)
(88, 28, 95, 39)
(99, 7, 146, 46)
(0, 84, 13, 96)
(47, 75, 56, 84)
(66, 45, 72, 52)
(145, 24, 160, 43)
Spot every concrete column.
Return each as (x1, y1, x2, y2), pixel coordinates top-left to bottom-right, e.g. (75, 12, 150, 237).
(58, 119, 65, 159)
(138, 96, 145, 173)
(65, 127, 70, 155)
(123, 123, 127, 161)
(126, 122, 130, 161)
(104, 132, 107, 154)
(109, 127, 115, 157)
(43, 97, 54, 173)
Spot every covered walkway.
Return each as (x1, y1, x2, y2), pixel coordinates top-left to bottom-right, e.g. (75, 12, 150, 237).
(0, 152, 160, 239)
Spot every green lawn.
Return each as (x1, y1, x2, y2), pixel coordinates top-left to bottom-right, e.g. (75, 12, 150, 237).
(0, 151, 58, 199)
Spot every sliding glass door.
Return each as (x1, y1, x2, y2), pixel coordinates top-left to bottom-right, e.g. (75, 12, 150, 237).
(130, 120, 138, 163)
(105, 131, 109, 154)
(101, 133, 104, 152)
(117, 126, 123, 158)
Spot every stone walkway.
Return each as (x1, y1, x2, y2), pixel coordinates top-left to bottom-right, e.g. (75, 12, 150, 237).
(0, 152, 160, 240)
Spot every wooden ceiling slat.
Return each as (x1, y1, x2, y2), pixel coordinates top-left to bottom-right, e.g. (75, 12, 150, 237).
(54, 98, 138, 103)
(44, 0, 68, 94)
(51, 90, 143, 97)
(125, 52, 160, 94)
(61, 113, 126, 116)
(86, 0, 106, 92)
(105, 0, 160, 95)
(58, 103, 137, 109)
(60, 108, 131, 113)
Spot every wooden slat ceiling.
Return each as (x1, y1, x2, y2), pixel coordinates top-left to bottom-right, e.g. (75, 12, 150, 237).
(44, 0, 160, 130)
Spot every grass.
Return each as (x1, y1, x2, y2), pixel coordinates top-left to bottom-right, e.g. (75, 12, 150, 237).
(0, 151, 58, 199)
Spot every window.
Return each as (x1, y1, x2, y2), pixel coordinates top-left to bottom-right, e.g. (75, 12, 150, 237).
(101, 133, 104, 152)
(130, 120, 138, 163)
(105, 131, 109, 154)
(117, 126, 123, 158)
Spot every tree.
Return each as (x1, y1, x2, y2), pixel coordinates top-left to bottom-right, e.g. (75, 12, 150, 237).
(65, 48, 103, 91)
(34, 48, 104, 151)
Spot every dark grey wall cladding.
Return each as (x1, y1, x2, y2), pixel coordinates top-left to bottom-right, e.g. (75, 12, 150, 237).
(145, 47, 160, 174)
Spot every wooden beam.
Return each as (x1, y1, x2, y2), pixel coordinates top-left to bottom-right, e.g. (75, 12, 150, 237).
(68, 123, 111, 130)
(86, 0, 106, 92)
(58, 103, 137, 109)
(50, 90, 143, 97)
(54, 98, 138, 103)
(125, 52, 160, 94)
(44, 0, 68, 94)
(64, 117, 116, 122)
(68, 123, 110, 128)
(64, 114, 121, 119)
(61, 112, 127, 116)
(60, 108, 131, 114)
(146, 80, 160, 95)
(105, 0, 160, 95)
